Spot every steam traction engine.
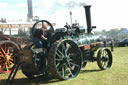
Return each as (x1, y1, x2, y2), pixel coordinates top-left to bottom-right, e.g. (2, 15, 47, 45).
(7, 5, 113, 82)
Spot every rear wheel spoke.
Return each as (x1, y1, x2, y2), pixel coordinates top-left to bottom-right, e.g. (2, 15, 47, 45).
(62, 43, 65, 54)
(56, 62, 60, 68)
(55, 59, 63, 61)
(57, 49, 64, 57)
(56, 51, 63, 58)
(65, 64, 74, 77)
(70, 62, 80, 68)
(57, 63, 64, 70)
(62, 67, 65, 77)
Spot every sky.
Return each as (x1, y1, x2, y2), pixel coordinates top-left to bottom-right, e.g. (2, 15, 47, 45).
(0, 0, 128, 31)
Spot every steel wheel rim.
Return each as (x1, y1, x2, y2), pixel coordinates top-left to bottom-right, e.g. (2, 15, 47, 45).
(55, 40, 82, 80)
(97, 48, 112, 70)
(0, 41, 19, 73)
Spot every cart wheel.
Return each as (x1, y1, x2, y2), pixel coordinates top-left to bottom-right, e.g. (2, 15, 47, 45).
(97, 48, 112, 70)
(0, 40, 20, 73)
(48, 40, 82, 80)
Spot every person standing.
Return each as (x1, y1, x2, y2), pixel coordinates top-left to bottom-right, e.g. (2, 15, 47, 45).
(103, 39, 107, 47)
(110, 39, 114, 52)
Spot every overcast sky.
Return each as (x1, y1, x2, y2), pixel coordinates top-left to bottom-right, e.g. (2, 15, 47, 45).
(0, 0, 128, 31)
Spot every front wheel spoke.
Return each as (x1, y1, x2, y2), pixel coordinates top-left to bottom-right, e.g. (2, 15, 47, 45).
(100, 60, 103, 64)
(103, 62, 107, 67)
(104, 52, 108, 56)
(101, 57, 105, 61)
(103, 50, 106, 56)
(105, 56, 109, 61)
(101, 51, 104, 56)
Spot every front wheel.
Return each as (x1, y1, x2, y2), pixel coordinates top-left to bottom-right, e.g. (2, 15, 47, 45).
(97, 48, 113, 70)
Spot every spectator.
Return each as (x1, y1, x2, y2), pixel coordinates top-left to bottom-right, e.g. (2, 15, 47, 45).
(32, 26, 47, 48)
(103, 39, 107, 47)
(110, 39, 114, 52)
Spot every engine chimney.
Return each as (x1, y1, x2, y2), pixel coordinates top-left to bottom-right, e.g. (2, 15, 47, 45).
(84, 5, 93, 33)
(27, 0, 33, 22)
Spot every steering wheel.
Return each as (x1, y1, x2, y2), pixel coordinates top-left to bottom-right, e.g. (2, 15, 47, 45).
(31, 20, 54, 37)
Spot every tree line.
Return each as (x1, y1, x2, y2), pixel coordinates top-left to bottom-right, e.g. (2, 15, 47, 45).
(94, 28, 128, 42)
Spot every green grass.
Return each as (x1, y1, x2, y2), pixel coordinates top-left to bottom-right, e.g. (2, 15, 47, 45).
(0, 47, 128, 85)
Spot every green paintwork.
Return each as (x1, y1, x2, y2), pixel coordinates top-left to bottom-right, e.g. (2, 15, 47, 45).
(74, 34, 101, 46)
(79, 26, 86, 33)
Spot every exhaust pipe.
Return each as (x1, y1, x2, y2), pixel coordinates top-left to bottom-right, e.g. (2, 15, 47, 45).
(84, 5, 95, 33)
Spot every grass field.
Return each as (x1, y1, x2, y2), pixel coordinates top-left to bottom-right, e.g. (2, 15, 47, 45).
(0, 47, 128, 85)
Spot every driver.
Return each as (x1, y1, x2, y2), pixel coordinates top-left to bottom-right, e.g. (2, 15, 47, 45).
(32, 25, 47, 48)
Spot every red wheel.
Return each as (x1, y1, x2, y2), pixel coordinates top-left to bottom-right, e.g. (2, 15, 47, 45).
(0, 40, 20, 74)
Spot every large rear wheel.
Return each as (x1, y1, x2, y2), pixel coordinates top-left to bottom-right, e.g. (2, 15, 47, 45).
(48, 40, 82, 80)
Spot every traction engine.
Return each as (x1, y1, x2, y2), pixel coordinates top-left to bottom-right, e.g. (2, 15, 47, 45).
(7, 5, 113, 83)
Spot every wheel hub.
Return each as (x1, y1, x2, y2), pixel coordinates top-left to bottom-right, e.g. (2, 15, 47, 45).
(6, 55, 10, 61)
(63, 56, 70, 63)
(102, 56, 108, 62)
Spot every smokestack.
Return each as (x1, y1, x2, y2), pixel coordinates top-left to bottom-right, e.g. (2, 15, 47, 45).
(70, 11, 72, 26)
(27, 0, 33, 21)
(84, 5, 93, 33)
